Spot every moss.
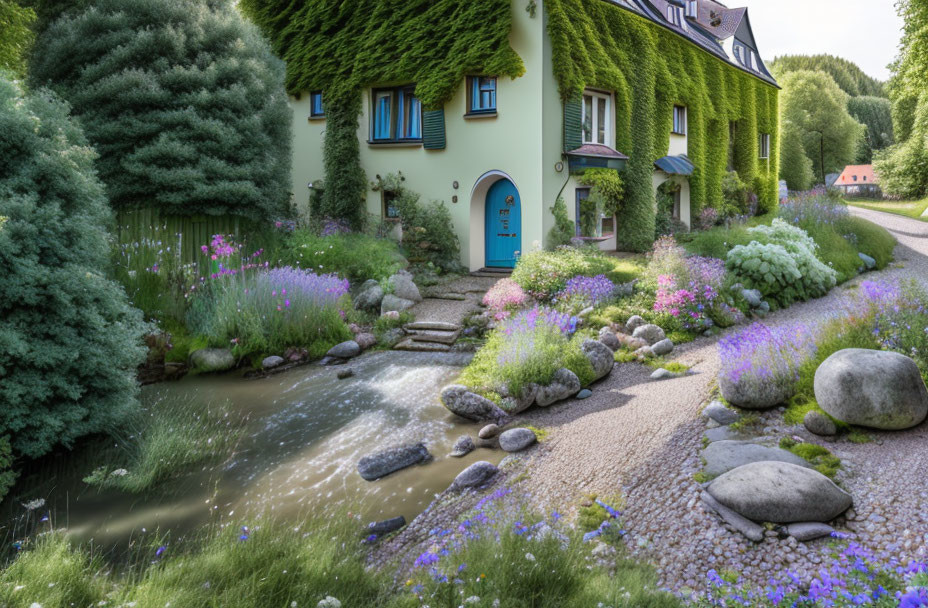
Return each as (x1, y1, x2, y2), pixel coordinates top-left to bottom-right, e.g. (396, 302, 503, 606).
(524, 425, 550, 442)
(728, 413, 760, 432)
(646, 359, 690, 374)
(847, 429, 873, 444)
(578, 494, 624, 532)
(779, 439, 841, 478)
(692, 471, 712, 484)
(546, 0, 779, 250)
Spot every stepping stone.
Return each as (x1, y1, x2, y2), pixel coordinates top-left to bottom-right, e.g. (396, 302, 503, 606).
(405, 321, 462, 332)
(702, 440, 811, 477)
(704, 426, 754, 443)
(393, 339, 452, 353)
(787, 522, 835, 542)
(703, 401, 740, 425)
(407, 329, 461, 345)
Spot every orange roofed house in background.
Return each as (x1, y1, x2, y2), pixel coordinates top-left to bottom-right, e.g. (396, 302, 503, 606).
(834, 165, 881, 198)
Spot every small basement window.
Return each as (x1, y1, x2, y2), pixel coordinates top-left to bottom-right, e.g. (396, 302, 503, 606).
(672, 106, 687, 135)
(382, 190, 401, 220)
(759, 133, 770, 159)
(309, 91, 324, 119)
(468, 76, 497, 114)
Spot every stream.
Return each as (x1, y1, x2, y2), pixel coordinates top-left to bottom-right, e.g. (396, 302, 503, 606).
(3, 351, 499, 552)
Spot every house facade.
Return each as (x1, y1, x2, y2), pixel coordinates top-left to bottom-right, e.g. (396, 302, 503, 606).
(270, 0, 779, 271)
(833, 165, 881, 197)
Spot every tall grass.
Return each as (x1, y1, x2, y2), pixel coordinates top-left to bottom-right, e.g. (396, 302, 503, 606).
(84, 396, 245, 494)
(280, 230, 405, 282)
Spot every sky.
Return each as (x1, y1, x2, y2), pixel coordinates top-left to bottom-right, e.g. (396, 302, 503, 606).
(737, 0, 904, 81)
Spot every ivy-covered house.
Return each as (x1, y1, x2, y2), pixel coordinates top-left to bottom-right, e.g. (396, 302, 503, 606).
(244, 0, 779, 271)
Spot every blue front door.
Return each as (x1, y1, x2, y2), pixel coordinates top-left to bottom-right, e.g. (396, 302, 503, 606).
(484, 179, 521, 268)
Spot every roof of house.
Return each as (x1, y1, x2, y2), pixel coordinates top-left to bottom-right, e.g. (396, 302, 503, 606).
(834, 165, 879, 186)
(605, 0, 777, 86)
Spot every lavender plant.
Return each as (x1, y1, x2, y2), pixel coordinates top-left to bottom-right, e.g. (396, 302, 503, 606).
(554, 274, 616, 313)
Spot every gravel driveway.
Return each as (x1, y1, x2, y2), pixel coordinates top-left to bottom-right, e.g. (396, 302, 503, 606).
(522, 207, 928, 590)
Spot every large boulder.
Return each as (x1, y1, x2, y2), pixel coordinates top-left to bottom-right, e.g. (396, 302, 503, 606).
(719, 373, 794, 410)
(632, 324, 666, 345)
(582, 339, 614, 380)
(814, 349, 928, 430)
(499, 428, 537, 452)
(326, 341, 361, 359)
(535, 368, 581, 407)
(354, 279, 385, 311)
(381, 294, 416, 315)
(707, 461, 852, 523)
(189, 348, 235, 373)
(357, 443, 431, 481)
(701, 440, 811, 477)
(500, 383, 539, 414)
(451, 461, 499, 490)
(388, 273, 422, 303)
(441, 385, 509, 423)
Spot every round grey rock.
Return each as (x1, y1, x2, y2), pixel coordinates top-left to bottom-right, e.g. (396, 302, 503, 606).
(354, 280, 385, 311)
(650, 368, 678, 380)
(262, 355, 284, 370)
(189, 348, 235, 373)
(388, 273, 422, 303)
(450, 435, 476, 457)
(451, 461, 499, 490)
(357, 443, 431, 481)
(631, 324, 666, 345)
(741, 288, 763, 309)
(499, 428, 537, 452)
(581, 339, 615, 380)
(814, 349, 928, 430)
(701, 440, 812, 477)
(650, 338, 674, 356)
(707, 461, 852, 523)
(478, 424, 500, 439)
(598, 328, 621, 352)
(576, 388, 593, 400)
(381, 294, 415, 315)
(355, 333, 377, 350)
(535, 368, 581, 407)
(441, 385, 509, 423)
(858, 252, 876, 270)
(719, 373, 794, 410)
(803, 410, 837, 436)
(703, 401, 740, 425)
(625, 315, 647, 332)
(326, 340, 361, 359)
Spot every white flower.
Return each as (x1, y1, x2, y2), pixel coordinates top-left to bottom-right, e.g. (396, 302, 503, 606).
(110, 469, 128, 477)
(525, 552, 535, 562)
(464, 597, 481, 605)
(29, 603, 42, 608)
(23, 498, 45, 511)
(317, 598, 341, 608)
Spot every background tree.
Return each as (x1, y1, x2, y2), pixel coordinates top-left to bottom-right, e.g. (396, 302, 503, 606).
(29, 0, 292, 221)
(847, 96, 895, 163)
(779, 122, 815, 191)
(770, 54, 886, 98)
(876, 0, 928, 199)
(779, 70, 864, 185)
(0, 0, 36, 78)
(0, 76, 146, 471)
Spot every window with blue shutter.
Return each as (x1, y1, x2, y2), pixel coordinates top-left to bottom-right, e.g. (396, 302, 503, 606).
(309, 91, 324, 118)
(371, 86, 423, 142)
(468, 76, 497, 114)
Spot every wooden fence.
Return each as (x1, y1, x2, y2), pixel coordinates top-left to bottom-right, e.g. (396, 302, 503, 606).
(114, 209, 247, 267)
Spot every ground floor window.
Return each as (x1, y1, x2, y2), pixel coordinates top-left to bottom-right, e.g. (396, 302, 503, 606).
(575, 187, 614, 239)
(382, 190, 400, 220)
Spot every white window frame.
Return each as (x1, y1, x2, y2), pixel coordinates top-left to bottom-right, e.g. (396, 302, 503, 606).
(684, 0, 697, 18)
(759, 133, 770, 159)
(672, 105, 687, 136)
(582, 89, 613, 147)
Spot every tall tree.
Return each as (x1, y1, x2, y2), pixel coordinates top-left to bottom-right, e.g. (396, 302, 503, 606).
(29, 0, 292, 221)
(0, 0, 36, 78)
(770, 54, 886, 98)
(0, 76, 147, 465)
(779, 122, 815, 191)
(779, 70, 864, 184)
(848, 96, 895, 163)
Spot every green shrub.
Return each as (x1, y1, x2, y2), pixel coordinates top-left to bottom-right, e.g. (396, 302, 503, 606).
(511, 247, 616, 300)
(683, 223, 763, 260)
(84, 396, 244, 494)
(0, 77, 147, 461)
(280, 230, 404, 283)
(548, 196, 576, 249)
(30, 0, 292, 221)
(0, 436, 16, 504)
(749, 219, 838, 296)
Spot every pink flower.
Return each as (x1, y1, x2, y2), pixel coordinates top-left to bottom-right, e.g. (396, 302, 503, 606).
(284, 299, 290, 308)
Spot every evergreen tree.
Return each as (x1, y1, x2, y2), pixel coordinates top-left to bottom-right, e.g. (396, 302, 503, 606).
(0, 76, 147, 461)
(779, 122, 815, 191)
(847, 96, 895, 163)
(29, 0, 292, 221)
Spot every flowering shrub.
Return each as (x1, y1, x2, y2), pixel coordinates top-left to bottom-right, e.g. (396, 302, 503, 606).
(696, 207, 721, 230)
(483, 278, 529, 320)
(511, 247, 616, 300)
(554, 274, 615, 313)
(859, 280, 928, 379)
(719, 322, 819, 402)
(458, 306, 594, 400)
(693, 540, 927, 607)
(653, 256, 726, 329)
(193, 267, 352, 360)
(199, 234, 267, 280)
(778, 188, 850, 226)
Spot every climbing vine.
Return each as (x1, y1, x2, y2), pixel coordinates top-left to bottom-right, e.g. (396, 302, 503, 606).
(546, 0, 779, 251)
(241, 0, 525, 228)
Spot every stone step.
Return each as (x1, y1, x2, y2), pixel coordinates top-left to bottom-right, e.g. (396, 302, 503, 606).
(393, 339, 452, 353)
(404, 321, 462, 332)
(407, 329, 461, 345)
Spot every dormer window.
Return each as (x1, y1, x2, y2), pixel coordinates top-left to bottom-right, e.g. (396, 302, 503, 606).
(684, 0, 697, 18)
(666, 5, 686, 28)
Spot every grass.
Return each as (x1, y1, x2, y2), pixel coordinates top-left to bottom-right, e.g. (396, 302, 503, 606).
(280, 230, 405, 282)
(847, 197, 928, 221)
(83, 396, 245, 494)
(645, 359, 690, 374)
(779, 438, 841, 478)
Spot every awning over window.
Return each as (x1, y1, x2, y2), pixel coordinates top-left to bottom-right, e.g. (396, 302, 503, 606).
(566, 143, 628, 172)
(654, 154, 695, 176)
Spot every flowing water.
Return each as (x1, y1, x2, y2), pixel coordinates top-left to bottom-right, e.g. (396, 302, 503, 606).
(3, 351, 500, 551)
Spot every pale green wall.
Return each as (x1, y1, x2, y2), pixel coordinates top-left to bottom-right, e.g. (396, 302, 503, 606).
(288, 0, 546, 271)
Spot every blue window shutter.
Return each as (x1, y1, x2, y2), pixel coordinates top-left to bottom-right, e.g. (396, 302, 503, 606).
(423, 109, 446, 150)
(564, 95, 582, 153)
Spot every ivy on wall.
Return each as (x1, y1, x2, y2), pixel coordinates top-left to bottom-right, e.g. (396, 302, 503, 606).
(240, 0, 525, 228)
(546, 0, 780, 251)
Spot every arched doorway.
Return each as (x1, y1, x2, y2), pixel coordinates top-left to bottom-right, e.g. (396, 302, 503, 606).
(484, 178, 521, 268)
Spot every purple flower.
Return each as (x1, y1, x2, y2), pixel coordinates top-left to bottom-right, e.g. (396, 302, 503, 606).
(555, 274, 615, 308)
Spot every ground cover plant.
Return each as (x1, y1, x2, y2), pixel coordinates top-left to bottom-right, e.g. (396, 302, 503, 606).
(510, 247, 638, 301)
(0, 76, 147, 500)
(280, 229, 404, 283)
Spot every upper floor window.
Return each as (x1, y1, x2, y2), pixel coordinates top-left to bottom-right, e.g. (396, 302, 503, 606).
(759, 133, 770, 159)
(468, 76, 497, 114)
(371, 86, 422, 143)
(672, 105, 687, 135)
(852, 175, 858, 182)
(309, 91, 324, 118)
(582, 90, 612, 146)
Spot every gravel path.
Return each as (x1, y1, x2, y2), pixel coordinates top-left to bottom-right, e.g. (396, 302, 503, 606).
(520, 208, 928, 590)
